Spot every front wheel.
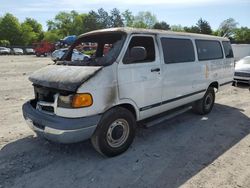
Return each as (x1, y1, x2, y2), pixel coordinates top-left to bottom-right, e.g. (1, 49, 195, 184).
(91, 107, 136, 157)
(192, 87, 215, 115)
(83, 56, 89, 61)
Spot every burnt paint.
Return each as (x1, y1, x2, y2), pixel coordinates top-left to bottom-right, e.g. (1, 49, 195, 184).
(105, 86, 117, 110)
(29, 65, 102, 92)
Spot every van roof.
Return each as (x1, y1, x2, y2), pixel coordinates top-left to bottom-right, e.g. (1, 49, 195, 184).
(79, 27, 228, 41)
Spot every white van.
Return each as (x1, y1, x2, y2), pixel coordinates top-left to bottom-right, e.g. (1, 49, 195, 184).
(22, 28, 234, 157)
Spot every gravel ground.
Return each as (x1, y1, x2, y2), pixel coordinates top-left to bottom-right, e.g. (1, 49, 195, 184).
(0, 56, 250, 188)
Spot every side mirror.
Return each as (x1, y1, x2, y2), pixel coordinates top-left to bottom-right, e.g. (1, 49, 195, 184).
(130, 46, 147, 62)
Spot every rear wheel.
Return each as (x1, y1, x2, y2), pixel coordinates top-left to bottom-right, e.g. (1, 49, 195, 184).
(192, 87, 215, 115)
(91, 107, 136, 157)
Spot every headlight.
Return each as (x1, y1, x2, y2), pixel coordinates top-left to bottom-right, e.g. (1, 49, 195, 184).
(58, 95, 73, 108)
(58, 93, 93, 108)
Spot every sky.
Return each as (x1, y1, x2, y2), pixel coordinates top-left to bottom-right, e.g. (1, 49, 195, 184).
(0, 0, 249, 31)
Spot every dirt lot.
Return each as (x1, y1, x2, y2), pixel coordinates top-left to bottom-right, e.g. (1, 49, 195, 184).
(0, 56, 250, 188)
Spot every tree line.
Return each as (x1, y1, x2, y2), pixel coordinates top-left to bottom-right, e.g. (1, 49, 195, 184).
(0, 8, 250, 46)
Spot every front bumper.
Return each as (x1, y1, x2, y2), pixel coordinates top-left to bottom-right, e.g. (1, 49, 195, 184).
(234, 76, 250, 84)
(22, 100, 101, 143)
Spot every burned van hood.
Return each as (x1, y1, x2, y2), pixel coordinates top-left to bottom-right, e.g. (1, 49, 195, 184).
(29, 65, 102, 92)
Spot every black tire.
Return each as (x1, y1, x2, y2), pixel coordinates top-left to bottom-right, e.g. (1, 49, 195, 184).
(192, 87, 215, 115)
(91, 107, 136, 157)
(84, 56, 89, 61)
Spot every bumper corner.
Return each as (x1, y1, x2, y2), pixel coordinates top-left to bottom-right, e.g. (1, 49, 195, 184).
(22, 100, 101, 143)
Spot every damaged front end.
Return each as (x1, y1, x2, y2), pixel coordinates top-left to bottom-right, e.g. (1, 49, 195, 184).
(28, 65, 102, 115)
(22, 29, 124, 143)
(22, 69, 103, 143)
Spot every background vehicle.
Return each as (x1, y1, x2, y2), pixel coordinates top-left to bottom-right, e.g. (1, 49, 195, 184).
(13, 48, 23, 55)
(0, 47, 11, 55)
(33, 41, 55, 57)
(51, 48, 68, 61)
(25, 48, 35, 55)
(56, 35, 77, 48)
(51, 48, 90, 62)
(234, 56, 250, 84)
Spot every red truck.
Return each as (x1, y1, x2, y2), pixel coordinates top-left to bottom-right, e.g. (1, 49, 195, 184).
(33, 41, 55, 57)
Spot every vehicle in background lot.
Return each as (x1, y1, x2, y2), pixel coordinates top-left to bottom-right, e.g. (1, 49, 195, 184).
(25, 48, 35, 55)
(0, 47, 11, 55)
(56, 35, 77, 48)
(51, 48, 90, 62)
(72, 50, 90, 61)
(33, 41, 55, 57)
(234, 56, 250, 85)
(22, 28, 234, 157)
(51, 48, 68, 61)
(13, 48, 23, 55)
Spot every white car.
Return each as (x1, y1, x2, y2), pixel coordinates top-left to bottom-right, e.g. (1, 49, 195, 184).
(13, 48, 23, 55)
(23, 28, 234, 157)
(51, 48, 90, 62)
(234, 56, 250, 84)
(25, 48, 35, 55)
(0, 47, 11, 55)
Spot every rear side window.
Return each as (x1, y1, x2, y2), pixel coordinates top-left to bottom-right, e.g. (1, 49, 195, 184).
(195, 40, 223, 61)
(222, 41, 234, 58)
(161, 38, 195, 64)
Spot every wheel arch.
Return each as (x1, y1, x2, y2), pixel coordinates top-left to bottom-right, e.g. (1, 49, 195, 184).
(208, 81, 219, 92)
(107, 100, 139, 121)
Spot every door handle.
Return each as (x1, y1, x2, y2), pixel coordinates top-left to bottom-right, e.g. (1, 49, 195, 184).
(151, 68, 160, 72)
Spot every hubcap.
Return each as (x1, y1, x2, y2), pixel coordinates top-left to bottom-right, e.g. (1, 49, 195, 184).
(106, 119, 129, 148)
(204, 93, 213, 110)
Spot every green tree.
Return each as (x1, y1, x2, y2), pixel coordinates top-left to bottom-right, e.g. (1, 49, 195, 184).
(234, 27, 250, 43)
(23, 18, 42, 34)
(97, 8, 110, 28)
(183, 18, 212, 34)
(0, 40, 10, 46)
(72, 13, 87, 35)
(43, 30, 62, 43)
(83, 11, 101, 33)
(122, 10, 134, 27)
(47, 11, 85, 36)
(133, 11, 157, 29)
(110, 8, 124, 27)
(20, 23, 37, 45)
(196, 18, 212, 34)
(20, 18, 44, 44)
(184, 26, 200, 33)
(171, 25, 184, 32)
(218, 18, 238, 37)
(212, 30, 220, 36)
(0, 13, 22, 45)
(153, 21, 170, 30)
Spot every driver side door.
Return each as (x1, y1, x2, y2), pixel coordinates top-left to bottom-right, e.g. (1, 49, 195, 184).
(118, 34, 162, 120)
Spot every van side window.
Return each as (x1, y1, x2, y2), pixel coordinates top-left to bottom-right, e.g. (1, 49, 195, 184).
(123, 36, 155, 64)
(195, 40, 223, 61)
(161, 38, 195, 64)
(222, 41, 234, 58)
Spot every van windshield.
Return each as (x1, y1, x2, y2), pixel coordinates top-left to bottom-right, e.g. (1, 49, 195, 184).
(57, 32, 126, 66)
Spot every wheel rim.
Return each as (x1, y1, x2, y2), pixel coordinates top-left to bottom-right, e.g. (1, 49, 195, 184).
(106, 119, 130, 148)
(204, 93, 213, 110)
